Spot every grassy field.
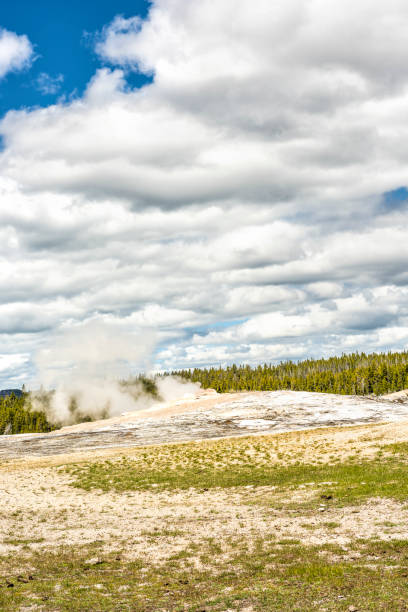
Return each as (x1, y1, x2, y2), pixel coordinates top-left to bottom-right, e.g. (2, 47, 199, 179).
(66, 438, 408, 508)
(2, 426, 408, 610)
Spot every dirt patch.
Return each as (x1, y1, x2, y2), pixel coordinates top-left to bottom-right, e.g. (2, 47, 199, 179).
(2, 465, 408, 564)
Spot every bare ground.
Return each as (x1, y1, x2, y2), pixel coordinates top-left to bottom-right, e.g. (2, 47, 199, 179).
(2, 418, 408, 567)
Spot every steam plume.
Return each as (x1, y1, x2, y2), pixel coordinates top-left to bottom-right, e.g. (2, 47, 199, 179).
(30, 320, 200, 426)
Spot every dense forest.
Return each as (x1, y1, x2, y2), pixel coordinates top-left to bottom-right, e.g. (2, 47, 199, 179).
(0, 392, 55, 435)
(173, 351, 408, 395)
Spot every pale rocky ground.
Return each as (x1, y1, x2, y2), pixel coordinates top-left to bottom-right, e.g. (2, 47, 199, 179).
(2, 388, 408, 459)
(2, 403, 408, 565)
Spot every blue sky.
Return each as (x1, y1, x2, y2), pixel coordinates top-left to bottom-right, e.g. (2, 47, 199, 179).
(1, 0, 408, 388)
(0, 0, 150, 116)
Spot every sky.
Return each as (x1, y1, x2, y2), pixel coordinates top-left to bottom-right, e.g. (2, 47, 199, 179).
(1, 0, 408, 387)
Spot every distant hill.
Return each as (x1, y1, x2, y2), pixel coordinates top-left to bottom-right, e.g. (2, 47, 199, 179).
(0, 389, 23, 398)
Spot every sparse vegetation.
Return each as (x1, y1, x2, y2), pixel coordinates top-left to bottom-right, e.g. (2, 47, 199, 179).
(66, 436, 408, 510)
(2, 522, 408, 610)
(3, 424, 408, 610)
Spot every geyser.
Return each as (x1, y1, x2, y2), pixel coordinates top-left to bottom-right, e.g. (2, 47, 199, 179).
(30, 319, 200, 426)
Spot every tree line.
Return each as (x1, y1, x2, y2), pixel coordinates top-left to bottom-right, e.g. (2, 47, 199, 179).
(0, 392, 55, 435)
(172, 351, 408, 395)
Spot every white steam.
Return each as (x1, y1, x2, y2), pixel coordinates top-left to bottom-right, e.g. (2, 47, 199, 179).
(35, 320, 154, 385)
(155, 376, 202, 402)
(30, 320, 200, 426)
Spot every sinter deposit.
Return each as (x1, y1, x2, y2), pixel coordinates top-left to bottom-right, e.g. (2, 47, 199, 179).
(1, 389, 408, 459)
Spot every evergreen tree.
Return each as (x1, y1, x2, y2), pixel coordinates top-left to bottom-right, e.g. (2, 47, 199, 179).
(0, 391, 55, 435)
(170, 351, 408, 396)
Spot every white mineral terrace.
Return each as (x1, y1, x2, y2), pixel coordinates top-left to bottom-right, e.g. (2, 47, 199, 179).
(1, 389, 408, 458)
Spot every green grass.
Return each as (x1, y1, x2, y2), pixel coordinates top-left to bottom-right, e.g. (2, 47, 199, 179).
(1, 538, 408, 611)
(66, 438, 408, 508)
(3, 537, 45, 545)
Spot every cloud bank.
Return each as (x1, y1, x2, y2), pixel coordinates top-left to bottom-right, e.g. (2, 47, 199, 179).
(1, 0, 408, 386)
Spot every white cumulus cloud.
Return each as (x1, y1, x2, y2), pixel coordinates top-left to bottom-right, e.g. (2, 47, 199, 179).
(1, 1, 408, 384)
(0, 27, 34, 79)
